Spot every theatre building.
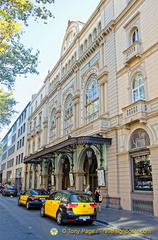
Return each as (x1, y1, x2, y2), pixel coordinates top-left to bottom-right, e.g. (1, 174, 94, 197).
(24, 0, 158, 216)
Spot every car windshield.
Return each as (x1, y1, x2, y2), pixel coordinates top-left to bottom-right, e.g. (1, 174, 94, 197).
(7, 186, 16, 190)
(32, 189, 49, 195)
(70, 194, 94, 203)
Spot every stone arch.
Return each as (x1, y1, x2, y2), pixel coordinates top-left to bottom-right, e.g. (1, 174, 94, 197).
(77, 145, 101, 172)
(125, 126, 153, 151)
(55, 154, 72, 175)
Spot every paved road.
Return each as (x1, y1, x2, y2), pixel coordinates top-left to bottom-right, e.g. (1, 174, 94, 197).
(0, 195, 147, 240)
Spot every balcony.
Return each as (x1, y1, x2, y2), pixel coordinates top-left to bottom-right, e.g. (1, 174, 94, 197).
(123, 41, 142, 65)
(122, 100, 147, 125)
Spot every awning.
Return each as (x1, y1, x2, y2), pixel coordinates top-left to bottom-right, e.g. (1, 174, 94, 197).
(24, 135, 112, 164)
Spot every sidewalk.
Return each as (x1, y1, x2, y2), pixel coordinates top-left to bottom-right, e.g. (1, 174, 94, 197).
(96, 206, 158, 240)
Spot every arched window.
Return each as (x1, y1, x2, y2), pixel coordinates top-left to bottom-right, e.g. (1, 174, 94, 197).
(65, 64, 67, 73)
(50, 108, 56, 142)
(84, 39, 88, 51)
(80, 45, 83, 55)
(130, 129, 150, 149)
(37, 137, 41, 149)
(64, 95, 73, 134)
(85, 74, 99, 123)
(32, 141, 35, 153)
(28, 143, 30, 154)
(88, 34, 92, 45)
(93, 28, 97, 40)
(130, 129, 152, 191)
(98, 22, 102, 33)
(35, 101, 37, 109)
(132, 27, 139, 43)
(132, 73, 145, 102)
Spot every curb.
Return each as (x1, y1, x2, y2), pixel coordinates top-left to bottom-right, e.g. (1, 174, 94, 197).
(96, 217, 158, 240)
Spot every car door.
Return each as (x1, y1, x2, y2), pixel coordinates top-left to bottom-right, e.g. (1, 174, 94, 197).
(22, 190, 30, 205)
(45, 192, 61, 218)
(20, 191, 27, 204)
(45, 192, 56, 217)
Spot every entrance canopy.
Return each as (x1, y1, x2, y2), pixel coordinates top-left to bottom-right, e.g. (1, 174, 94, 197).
(24, 135, 112, 164)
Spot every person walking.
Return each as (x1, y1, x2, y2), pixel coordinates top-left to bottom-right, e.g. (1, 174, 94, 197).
(94, 186, 103, 212)
(85, 185, 92, 195)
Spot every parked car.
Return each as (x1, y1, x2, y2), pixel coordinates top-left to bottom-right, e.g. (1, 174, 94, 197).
(18, 189, 49, 209)
(2, 185, 18, 197)
(40, 190, 97, 225)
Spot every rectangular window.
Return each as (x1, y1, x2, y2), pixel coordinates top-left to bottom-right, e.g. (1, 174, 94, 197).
(133, 155, 152, 191)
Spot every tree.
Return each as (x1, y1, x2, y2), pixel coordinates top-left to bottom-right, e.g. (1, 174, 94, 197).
(0, 88, 17, 130)
(0, 0, 54, 129)
(0, 0, 54, 88)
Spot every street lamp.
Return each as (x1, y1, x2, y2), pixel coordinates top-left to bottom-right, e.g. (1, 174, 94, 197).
(61, 155, 65, 164)
(44, 160, 48, 168)
(87, 147, 93, 166)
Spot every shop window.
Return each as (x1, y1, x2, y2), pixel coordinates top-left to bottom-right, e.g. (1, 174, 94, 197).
(130, 129, 152, 191)
(133, 155, 152, 191)
(132, 73, 145, 102)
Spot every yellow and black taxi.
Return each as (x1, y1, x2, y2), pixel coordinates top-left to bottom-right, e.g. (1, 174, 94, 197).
(18, 189, 49, 209)
(40, 190, 97, 225)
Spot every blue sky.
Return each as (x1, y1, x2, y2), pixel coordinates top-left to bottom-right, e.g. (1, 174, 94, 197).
(1, 0, 101, 139)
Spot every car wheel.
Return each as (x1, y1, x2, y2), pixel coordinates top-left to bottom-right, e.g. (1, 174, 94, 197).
(18, 199, 22, 206)
(26, 201, 30, 210)
(40, 206, 45, 217)
(56, 211, 63, 225)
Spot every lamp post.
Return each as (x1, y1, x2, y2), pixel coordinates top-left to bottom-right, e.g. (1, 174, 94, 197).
(87, 147, 93, 166)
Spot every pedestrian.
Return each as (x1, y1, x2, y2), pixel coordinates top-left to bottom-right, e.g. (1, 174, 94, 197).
(19, 183, 22, 194)
(43, 184, 47, 191)
(85, 185, 92, 195)
(94, 186, 103, 212)
(67, 187, 71, 191)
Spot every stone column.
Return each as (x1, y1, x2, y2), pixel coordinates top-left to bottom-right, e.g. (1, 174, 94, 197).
(43, 175, 49, 189)
(55, 173, 63, 190)
(74, 172, 85, 191)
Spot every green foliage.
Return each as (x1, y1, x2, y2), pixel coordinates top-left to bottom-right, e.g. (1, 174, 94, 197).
(0, 38, 39, 89)
(0, 0, 54, 129)
(0, 0, 55, 88)
(0, 88, 17, 130)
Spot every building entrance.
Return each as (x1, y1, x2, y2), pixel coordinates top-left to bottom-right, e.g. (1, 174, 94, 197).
(62, 156, 70, 190)
(83, 149, 98, 194)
